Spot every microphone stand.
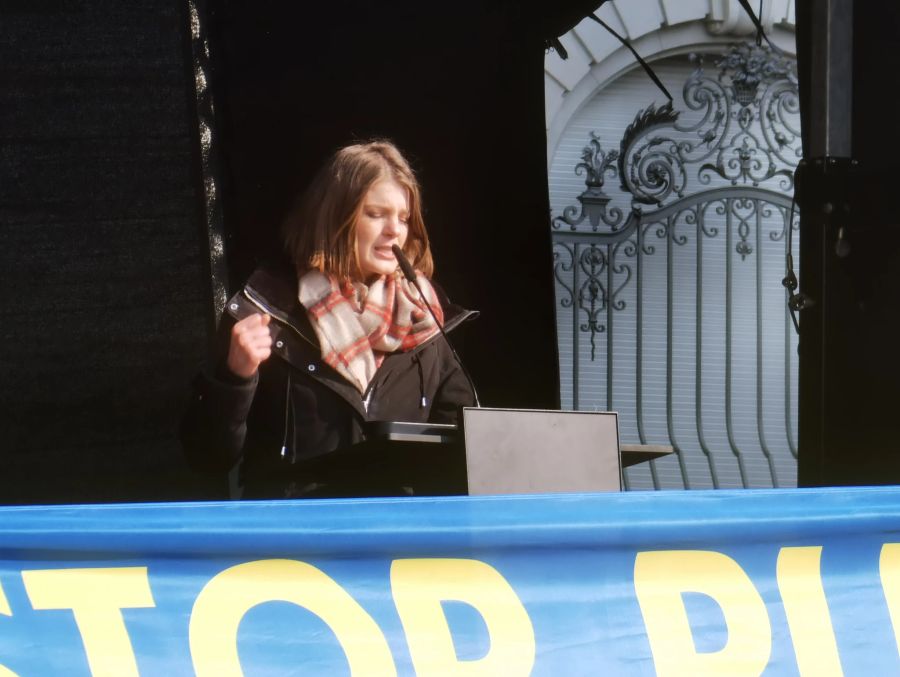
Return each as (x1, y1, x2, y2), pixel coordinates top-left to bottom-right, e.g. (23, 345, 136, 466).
(392, 244, 481, 407)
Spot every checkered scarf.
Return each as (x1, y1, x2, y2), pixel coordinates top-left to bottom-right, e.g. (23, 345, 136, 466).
(298, 269, 443, 393)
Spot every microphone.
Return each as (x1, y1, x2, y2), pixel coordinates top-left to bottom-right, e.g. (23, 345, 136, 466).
(392, 244, 481, 407)
(394, 244, 418, 283)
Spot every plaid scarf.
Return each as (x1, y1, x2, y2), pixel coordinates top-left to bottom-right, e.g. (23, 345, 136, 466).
(298, 269, 443, 393)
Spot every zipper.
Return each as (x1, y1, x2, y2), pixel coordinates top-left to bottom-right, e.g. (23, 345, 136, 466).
(280, 371, 294, 462)
(362, 385, 375, 413)
(414, 353, 427, 408)
(242, 286, 319, 349)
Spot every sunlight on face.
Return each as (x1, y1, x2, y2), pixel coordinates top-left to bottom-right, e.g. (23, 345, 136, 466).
(355, 179, 410, 281)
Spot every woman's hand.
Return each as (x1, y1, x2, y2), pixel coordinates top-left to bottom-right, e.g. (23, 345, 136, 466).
(226, 313, 273, 379)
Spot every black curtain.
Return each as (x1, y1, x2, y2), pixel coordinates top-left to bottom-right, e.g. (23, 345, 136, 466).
(0, 0, 221, 503)
(205, 0, 596, 410)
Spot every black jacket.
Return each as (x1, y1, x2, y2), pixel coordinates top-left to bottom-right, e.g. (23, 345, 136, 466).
(181, 265, 478, 497)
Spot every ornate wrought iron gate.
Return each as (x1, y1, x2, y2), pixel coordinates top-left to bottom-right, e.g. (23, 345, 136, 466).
(551, 45, 801, 489)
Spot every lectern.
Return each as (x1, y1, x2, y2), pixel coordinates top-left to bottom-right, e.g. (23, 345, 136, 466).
(301, 408, 671, 496)
(460, 408, 620, 494)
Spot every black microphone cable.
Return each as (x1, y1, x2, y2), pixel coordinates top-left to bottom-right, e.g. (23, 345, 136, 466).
(392, 244, 481, 407)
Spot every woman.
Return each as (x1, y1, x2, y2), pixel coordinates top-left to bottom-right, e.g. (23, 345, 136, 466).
(181, 140, 477, 498)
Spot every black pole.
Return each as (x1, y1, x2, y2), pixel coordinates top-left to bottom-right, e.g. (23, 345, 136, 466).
(796, 0, 854, 486)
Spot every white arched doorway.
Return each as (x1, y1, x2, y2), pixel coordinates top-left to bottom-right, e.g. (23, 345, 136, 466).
(545, 1, 800, 490)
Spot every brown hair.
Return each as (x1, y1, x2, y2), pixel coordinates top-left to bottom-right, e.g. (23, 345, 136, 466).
(283, 140, 434, 281)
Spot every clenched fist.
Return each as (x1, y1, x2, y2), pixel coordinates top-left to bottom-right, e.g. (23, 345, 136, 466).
(226, 313, 273, 379)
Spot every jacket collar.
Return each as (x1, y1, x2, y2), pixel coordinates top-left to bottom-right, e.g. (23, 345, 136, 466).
(241, 264, 478, 342)
(227, 264, 478, 419)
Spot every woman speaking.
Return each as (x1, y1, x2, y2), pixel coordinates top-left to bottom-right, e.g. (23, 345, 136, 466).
(181, 140, 477, 498)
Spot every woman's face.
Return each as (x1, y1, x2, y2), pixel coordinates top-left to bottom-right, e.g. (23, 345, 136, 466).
(355, 179, 410, 281)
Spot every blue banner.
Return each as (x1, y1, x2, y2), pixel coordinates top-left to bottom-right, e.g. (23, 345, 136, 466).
(1, 487, 900, 675)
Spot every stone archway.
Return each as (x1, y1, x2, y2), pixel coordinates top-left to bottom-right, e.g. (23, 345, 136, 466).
(545, 0, 796, 162)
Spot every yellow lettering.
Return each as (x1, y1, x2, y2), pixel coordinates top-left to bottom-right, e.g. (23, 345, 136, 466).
(391, 558, 534, 676)
(634, 550, 770, 676)
(22, 566, 154, 677)
(0, 581, 9, 618)
(776, 546, 843, 675)
(189, 559, 394, 676)
(0, 579, 20, 677)
(880, 544, 900, 656)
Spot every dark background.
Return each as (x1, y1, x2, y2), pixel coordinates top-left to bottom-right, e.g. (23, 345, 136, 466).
(795, 1, 900, 485)
(3, 1, 897, 504)
(1, 1, 217, 502)
(0, 0, 593, 504)
(203, 0, 576, 406)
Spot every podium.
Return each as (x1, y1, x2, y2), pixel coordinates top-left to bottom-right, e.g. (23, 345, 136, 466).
(298, 408, 671, 497)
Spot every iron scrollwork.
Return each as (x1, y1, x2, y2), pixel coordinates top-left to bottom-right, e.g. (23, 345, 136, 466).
(618, 102, 685, 205)
(554, 133, 625, 231)
(578, 246, 607, 360)
(552, 43, 800, 359)
(693, 44, 798, 189)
